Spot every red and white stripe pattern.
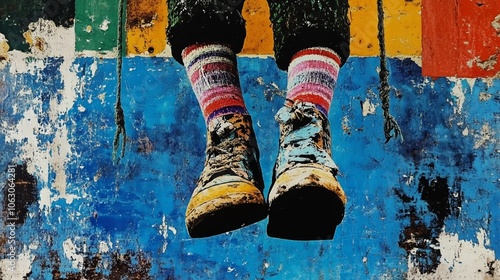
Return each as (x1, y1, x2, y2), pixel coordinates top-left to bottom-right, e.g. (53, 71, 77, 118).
(286, 47, 341, 115)
(182, 44, 247, 122)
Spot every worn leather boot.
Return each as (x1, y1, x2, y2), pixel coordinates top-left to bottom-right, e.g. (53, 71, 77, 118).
(267, 101, 347, 240)
(186, 114, 267, 238)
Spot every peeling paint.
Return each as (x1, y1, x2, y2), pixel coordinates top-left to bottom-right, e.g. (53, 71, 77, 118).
(99, 19, 111, 31)
(0, 33, 9, 69)
(126, 0, 167, 56)
(449, 78, 466, 115)
(99, 241, 110, 253)
(361, 98, 377, 116)
(75, 0, 119, 52)
(158, 214, 169, 253)
(408, 229, 499, 279)
(2, 22, 92, 207)
(479, 92, 492, 101)
(422, 0, 500, 77)
(63, 238, 84, 270)
(38, 186, 52, 215)
(469, 53, 499, 71)
(64, 251, 153, 279)
(492, 14, 500, 36)
(23, 19, 75, 57)
(462, 127, 469, 136)
(341, 115, 351, 135)
(0, 249, 35, 280)
(4, 106, 48, 178)
(473, 123, 495, 149)
(397, 175, 463, 275)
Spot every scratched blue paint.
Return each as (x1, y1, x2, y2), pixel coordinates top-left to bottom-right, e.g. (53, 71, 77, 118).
(0, 56, 499, 278)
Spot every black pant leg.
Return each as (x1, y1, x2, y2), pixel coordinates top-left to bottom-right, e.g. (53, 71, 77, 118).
(167, 0, 246, 64)
(268, 0, 350, 70)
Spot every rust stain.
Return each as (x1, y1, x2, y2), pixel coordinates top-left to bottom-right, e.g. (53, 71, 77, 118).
(0, 37, 9, 62)
(34, 37, 47, 53)
(137, 136, 154, 154)
(479, 92, 492, 101)
(396, 175, 462, 274)
(0, 233, 7, 255)
(397, 203, 441, 274)
(39, 250, 62, 279)
(341, 115, 351, 135)
(42, 251, 154, 279)
(126, 0, 168, 55)
(127, 0, 158, 29)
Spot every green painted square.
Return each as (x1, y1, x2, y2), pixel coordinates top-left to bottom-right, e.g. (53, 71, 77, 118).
(75, 0, 120, 52)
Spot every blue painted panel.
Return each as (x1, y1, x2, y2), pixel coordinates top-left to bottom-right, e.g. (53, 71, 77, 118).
(0, 56, 498, 278)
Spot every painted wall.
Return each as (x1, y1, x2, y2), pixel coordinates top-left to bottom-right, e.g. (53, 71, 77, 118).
(0, 0, 499, 279)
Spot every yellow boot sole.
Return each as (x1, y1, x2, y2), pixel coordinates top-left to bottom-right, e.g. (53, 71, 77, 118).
(267, 164, 346, 240)
(186, 176, 267, 238)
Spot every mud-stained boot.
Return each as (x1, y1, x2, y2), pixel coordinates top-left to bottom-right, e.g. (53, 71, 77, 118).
(186, 114, 268, 238)
(267, 101, 347, 240)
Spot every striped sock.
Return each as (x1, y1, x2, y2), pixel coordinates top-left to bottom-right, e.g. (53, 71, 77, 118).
(182, 43, 248, 123)
(286, 47, 341, 115)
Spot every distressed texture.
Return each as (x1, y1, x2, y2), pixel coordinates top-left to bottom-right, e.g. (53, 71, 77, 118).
(0, 0, 498, 278)
(349, 0, 422, 57)
(185, 113, 267, 238)
(1, 0, 423, 57)
(184, 0, 422, 57)
(268, 102, 345, 240)
(75, 0, 120, 52)
(126, 0, 168, 55)
(0, 56, 498, 279)
(422, 0, 500, 77)
(0, 0, 75, 51)
(397, 176, 462, 274)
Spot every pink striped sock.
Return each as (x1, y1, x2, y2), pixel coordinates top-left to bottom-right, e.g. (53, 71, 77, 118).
(286, 47, 341, 115)
(182, 43, 248, 123)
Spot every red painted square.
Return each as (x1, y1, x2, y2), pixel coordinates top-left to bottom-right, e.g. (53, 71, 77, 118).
(422, 0, 500, 78)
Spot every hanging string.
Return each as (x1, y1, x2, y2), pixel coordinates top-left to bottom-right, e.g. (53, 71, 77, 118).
(113, 0, 127, 163)
(377, 0, 403, 143)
